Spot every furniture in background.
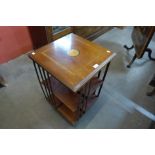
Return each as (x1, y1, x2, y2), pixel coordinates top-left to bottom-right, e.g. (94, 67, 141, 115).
(28, 26, 113, 50)
(29, 33, 116, 124)
(124, 26, 155, 68)
(72, 26, 112, 40)
(28, 27, 50, 49)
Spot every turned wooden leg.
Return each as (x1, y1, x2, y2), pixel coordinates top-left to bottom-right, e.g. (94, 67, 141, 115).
(127, 54, 137, 68)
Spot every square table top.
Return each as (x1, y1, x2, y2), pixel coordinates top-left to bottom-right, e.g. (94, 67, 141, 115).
(29, 33, 116, 92)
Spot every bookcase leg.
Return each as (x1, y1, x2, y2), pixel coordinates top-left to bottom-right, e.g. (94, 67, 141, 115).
(96, 62, 111, 97)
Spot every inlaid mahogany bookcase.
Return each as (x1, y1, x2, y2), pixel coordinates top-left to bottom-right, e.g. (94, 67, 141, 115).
(29, 33, 116, 124)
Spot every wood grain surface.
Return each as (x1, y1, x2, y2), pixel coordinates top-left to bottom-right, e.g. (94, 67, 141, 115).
(29, 33, 116, 92)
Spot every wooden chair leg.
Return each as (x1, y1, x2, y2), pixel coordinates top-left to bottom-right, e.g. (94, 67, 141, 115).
(127, 54, 137, 68)
(124, 44, 136, 68)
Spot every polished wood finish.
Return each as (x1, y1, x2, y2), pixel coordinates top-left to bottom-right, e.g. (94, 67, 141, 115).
(29, 33, 115, 92)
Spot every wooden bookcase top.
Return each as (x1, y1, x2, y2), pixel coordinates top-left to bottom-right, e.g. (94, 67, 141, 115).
(29, 33, 116, 92)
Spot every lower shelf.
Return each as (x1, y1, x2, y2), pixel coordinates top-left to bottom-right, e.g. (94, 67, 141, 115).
(42, 76, 102, 124)
(54, 84, 80, 112)
(57, 104, 78, 124)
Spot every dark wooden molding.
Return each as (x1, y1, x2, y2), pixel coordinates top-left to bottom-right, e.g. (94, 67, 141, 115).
(28, 26, 113, 50)
(28, 26, 48, 50)
(86, 27, 113, 40)
(72, 26, 113, 41)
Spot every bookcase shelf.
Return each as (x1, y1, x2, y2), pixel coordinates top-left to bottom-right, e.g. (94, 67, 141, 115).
(41, 76, 103, 124)
(57, 104, 78, 124)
